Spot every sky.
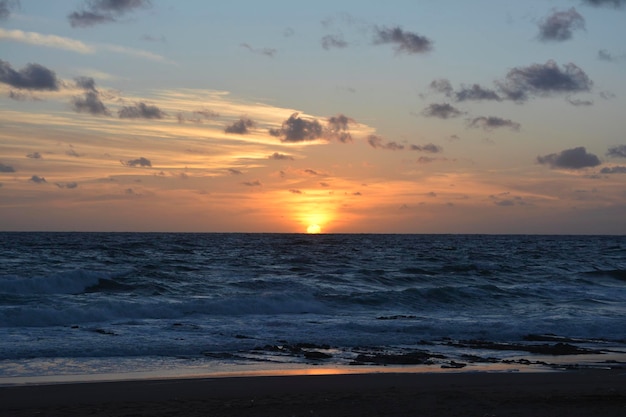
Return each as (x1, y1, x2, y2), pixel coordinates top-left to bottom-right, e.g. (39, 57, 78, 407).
(1, 0, 625, 234)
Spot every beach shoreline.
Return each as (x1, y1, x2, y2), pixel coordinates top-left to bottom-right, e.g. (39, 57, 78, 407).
(1, 368, 625, 417)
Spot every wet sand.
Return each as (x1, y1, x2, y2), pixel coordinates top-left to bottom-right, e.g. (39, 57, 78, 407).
(1, 369, 625, 416)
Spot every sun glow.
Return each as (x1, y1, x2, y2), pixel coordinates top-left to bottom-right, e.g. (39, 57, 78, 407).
(306, 224, 321, 234)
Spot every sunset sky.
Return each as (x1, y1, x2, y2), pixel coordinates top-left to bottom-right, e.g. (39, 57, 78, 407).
(1, 0, 625, 234)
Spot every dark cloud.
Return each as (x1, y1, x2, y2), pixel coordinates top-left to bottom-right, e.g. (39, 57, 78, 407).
(0, 162, 15, 172)
(429, 78, 453, 96)
(0, 0, 19, 20)
(72, 91, 110, 115)
(121, 157, 152, 167)
(69, 0, 151, 28)
(581, 0, 626, 8)
(607, 145, 626, 158)
(55, 182, 78, 189)
(327, 114, 353, 143)
(29, 175, 46, 184)
(410, 143, 442, 153)
(468, 116, 521, 131)
(118, 102, 165, 119)
(228, 168, 242, 175)
(269, 152, 294, 160)
(455, 84, 501, 101)
(0, 60, 60, 91)
(283, 27, 295, 37)
(497, 60, 593, 102)
(422, 103, 463, 119)
(600, 166, 626, 174)
(367, 135, 404, 150)
(26, 152, 41, 159)
(224, 117, 255, 134)
(321, 34, 348, 50)
(373, 26, 433, 54)
(240, 43, 277, 58)
(304, 169, 320, 176)
(537, 8, 585, 42)
(269, 113, 323, 142)
(75, 76, 97, 91)
(289, 189, 302, 194)
(242, 180, 262, 187)
(537, 146, 601, 169)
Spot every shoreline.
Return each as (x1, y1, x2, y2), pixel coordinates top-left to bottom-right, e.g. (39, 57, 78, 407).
(1, 368, 625, 417)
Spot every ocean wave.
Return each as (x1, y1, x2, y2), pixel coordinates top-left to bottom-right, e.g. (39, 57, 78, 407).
(0, 270, 116, 295)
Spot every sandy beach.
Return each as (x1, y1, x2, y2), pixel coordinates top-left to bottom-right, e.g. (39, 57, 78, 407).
(1, 369, 625, 417)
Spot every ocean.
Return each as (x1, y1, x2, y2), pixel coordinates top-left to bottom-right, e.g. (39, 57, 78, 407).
(1, 233, 625, 383)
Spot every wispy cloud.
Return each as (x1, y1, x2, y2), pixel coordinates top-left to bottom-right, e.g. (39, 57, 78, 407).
(0, 28, 93, 53)
(0, 28, 169, 62)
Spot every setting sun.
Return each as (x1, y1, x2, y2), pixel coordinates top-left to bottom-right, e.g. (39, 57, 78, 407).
(306, 224, 321, 234)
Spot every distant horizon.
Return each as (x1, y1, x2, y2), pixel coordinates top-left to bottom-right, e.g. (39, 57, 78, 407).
(1, 1, 625, 234)
(1, 230, 624, 237)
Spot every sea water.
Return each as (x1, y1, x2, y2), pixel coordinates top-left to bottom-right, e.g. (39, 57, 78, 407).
(1, 233, 625, 382)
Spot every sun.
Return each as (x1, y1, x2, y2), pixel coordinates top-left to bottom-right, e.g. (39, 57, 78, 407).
(306, 224, 321, 234)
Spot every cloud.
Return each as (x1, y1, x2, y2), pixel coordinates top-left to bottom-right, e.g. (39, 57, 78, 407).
(75, 76, 97, 91)
(422, 103, 463, 119)
(29, 175, 46, 184)
(497, 60, 593, 101)
(581, 0, 626, 8)
(367, 135, 404, 150)
(607, 145, 626, 158)
(228, 168, 242, 175)
(242, 180, 262, 186)
(118, 102, 165, 119)
(321, 34, 348, 50)
(455, 84, 501, 101)
(0, 29, 167, 62)
(55, 182, 78, 189)
(0, 0, 19, 20)
(26, 152, 42, 159)
(69, 0, 152, 28)
(537, 8, 585, 42)
(240, 43, 276, 58)
(0, 59, 60, 91)
(289, 189, 302, 194)
(598, 49, 617, 62)
(0, 162, 15, 172)
(567, 97, 593, 106)
(537, 146, 601, 169)
(410, 143, 442, 153)
(327, 114, 354, 143)
(224, 117, 255, 134)
(121, 157, 152, 167)
(269, 113, 323, 142)
(429, 78, 453, 96)
(0, 28, 94, 53)
(373, 26, 433, 54)
(72, 91, 111, 115)
(141, 34, 166, 43)
(468, 116, 521, 131)
(600, 166, 626, 174)
(269, 152, 294, 160)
